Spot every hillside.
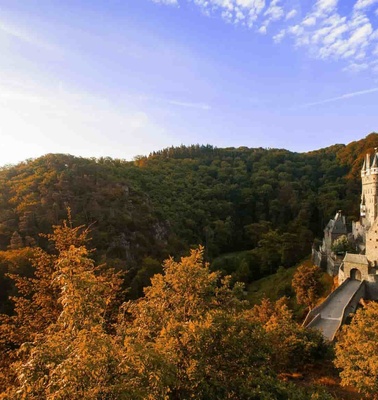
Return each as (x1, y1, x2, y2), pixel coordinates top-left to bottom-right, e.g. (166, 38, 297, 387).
(1, 133, 378, 398)
(0, 133, 377, 308)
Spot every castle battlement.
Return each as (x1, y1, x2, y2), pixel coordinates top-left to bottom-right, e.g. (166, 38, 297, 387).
(361, 168, 378, 177)
(361, 149, 378, 177)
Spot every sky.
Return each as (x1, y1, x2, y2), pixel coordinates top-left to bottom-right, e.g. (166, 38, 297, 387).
(0, 0, 377, 165)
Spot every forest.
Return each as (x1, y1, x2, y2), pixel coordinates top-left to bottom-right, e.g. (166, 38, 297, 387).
(1, 133, 378, 398)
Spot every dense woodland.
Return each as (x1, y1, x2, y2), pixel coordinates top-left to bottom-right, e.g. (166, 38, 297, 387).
(1, 133, 378, 398)
(0, 133, 376, 304)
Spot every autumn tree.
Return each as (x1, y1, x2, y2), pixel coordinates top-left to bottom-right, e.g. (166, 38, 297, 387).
(249, 297, 328, 373)
(119, 247, 291, 399)
(292, 263, 323, 310)
(0, 247, 59, 392)
(2, 220, 125, 400)
(335, 301, 378, 398)
(0, 230, 334, 399)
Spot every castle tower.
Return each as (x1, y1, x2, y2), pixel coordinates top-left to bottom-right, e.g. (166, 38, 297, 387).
(360, 149, 378, 227)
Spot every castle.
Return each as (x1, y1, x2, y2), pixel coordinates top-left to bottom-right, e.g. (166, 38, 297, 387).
(313, 149, 378, 299)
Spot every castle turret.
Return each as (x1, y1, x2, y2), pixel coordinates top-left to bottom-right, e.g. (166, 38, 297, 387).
(361, 149, 378, 225)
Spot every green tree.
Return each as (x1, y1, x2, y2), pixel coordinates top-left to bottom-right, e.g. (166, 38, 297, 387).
(331, 235, 355, 254)
(257, 230, 283, 275)
(335, 301, 378, 399)
(233, 258, 251, 283)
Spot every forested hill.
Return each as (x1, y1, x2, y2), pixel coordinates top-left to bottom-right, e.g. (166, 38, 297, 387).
(0, 132, 377, 303)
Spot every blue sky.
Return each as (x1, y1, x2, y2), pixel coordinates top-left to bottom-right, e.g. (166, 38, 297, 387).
(0, 0, 377, 165)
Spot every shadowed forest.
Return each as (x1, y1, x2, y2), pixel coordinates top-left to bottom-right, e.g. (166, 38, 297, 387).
(1, 133, 378, 398)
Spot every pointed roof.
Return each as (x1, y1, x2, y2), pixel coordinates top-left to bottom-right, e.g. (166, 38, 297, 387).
(372, 153, 378, 168)
(362, 158, 366, 172)
(366, 153, 371, 170)
(325, 211, 348, 235)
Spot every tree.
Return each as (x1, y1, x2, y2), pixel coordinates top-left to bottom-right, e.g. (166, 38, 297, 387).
(3, 220, 125, 400)
(256, 230, 283, 275)
(0, 232, 334, 399)
(292, 264, 323, 310)
(8, 231, 23, 250)
(119, 247, 292, 399)
(0, 247, 59, 393)
(335, 301, 378, 398)
(249, 297, 328, 373)
(331, 234, 355, 255)
(233, 258, 251, 283)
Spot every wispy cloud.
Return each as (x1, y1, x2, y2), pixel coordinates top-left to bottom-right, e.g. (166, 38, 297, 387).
(152, 0, 178, 4)
(149, 0, 378, 74)
(299, 87, 378, 108)
(0, 20, 58, 52)
(166, 99, 211, 110)
(138, 94, 211, 111)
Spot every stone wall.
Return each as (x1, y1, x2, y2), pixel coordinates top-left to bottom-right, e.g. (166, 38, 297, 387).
(365, 274, 378, 299)
(327, 255, 341, 276)
(312, 248, 325, 269)
(340, 254, 369, 283)
(366, 219, 378, 261)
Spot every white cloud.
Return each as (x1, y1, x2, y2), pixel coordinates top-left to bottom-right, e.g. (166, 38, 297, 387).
(354, 0, 378, 10)
(302, 16, 317, 26)
(315, 0, 338, 14)
(258, 25, 267, 34)
(284, 1, 378, 71)
(150, 0, 378, 74)
(152, 0, 178, 4)
(192, 0, 268, 26)
(286, 9, 297, 20)
(343, 62, 370, 72)
(273, 29, 285, 42)
(264, 0, 284, 23)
